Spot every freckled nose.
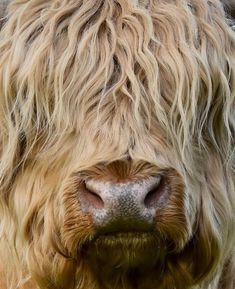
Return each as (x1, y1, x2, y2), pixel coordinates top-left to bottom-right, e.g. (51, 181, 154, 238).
(78, 176, 168, 232)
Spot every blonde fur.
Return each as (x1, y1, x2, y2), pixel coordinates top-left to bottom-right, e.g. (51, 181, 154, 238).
(0, 0, 234, 288)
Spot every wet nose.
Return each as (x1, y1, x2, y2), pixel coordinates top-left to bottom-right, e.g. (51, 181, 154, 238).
(78, 176, 168, 231)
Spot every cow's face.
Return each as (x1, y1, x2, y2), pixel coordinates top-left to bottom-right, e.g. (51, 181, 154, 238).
(0, 1, 234, 289)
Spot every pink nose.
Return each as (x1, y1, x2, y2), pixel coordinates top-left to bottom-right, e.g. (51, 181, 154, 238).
(78, 176, 168, 232)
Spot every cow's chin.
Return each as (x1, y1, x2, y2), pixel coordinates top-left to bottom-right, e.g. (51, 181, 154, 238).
(83, 232, 165, 271)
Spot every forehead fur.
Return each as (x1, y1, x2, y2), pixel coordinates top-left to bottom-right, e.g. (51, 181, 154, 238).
(0, 0, 234, 180)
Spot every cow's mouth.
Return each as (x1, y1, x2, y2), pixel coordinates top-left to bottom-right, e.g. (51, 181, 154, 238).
(93, 231, 158, 245)
(83, 231, 165, 269)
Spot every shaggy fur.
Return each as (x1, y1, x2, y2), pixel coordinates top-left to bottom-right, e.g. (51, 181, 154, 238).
(223, 0, 235, 19)
(0, 0, 234, 289)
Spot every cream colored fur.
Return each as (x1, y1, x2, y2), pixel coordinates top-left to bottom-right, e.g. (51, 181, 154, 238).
(0, 0, 234, 289)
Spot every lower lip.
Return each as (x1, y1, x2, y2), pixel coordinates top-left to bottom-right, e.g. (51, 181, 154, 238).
(94, 231, 157, 241)
(89, 231, 161, 252)
(82, 232, 164, 269)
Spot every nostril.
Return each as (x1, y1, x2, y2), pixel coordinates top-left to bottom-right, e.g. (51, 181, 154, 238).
(80, 181, 104, 209)
(144, 176, 167, 209)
